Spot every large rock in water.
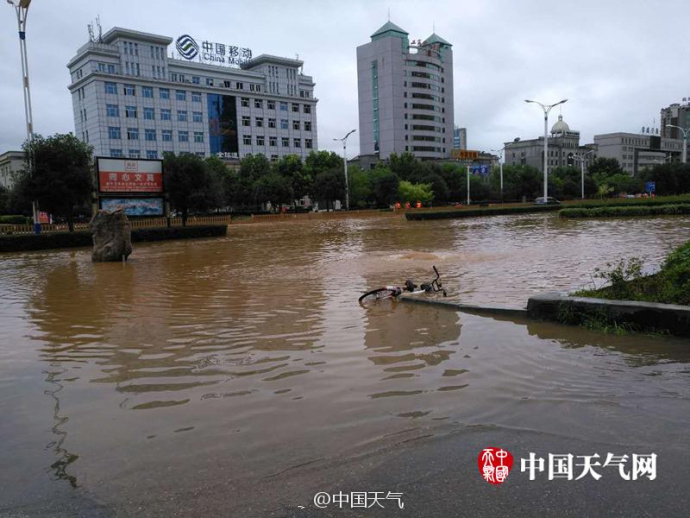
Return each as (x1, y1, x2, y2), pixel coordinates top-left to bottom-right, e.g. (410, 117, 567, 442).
(90, 209, 133, 262)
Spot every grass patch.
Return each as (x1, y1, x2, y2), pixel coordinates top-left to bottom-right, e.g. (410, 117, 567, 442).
(405, 204, 560, 220)
(560, 204, 690, 218)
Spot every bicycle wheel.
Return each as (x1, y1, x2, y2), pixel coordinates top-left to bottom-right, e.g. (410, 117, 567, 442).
(358, 287, 401, 304)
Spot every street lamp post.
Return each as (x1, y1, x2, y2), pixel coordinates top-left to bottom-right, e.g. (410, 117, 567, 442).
(525, 98, 568, 200)
(491, 147, 505, 202)
(573, 149, 595, 199)
(334, 129, 356, 211)
(666, 124, 689, 164)
(8, 0, 39, 233)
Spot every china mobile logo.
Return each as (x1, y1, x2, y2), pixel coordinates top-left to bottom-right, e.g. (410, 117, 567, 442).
(478, 448, 514, 485)
(176, 34, 199, 60)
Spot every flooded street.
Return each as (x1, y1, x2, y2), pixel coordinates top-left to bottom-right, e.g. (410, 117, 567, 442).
(1, 213, 689, 516)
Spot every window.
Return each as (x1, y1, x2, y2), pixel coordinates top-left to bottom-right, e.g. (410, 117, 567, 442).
(178, 110, 188, 122)
(280, 102, 288, 111)
(303, 105, 311, 114)
(123, 84, 135, 96)
(192, 76, 200, 85)
(193, 111, 203, 123)
(292, 120, 300, 130)
(292, 103, 300, 113)
(242, 116, 251, 127)
(305, 139, 313, 149)
(267, 100, 276, 110)
(106, 104, 119, 117)
(256, 135, 265, 146)
(145, 129, 156, 141)
(304, 121, 312, 132)
(293, 138, 301, 148)
(142, 86, 153, 98)
(105, 82, 117, 94)
(108, 64, 116, 74)
(236, 82, 244, 90)
(192, 91, 202, 103)
(176, 90, 186, 101)
(269, 136, 277, 147)
(206, 77, 214, 86)
(194, 131, 204, 143)
(268, 118, 276, 128)
(144, 107, 155, 120)
(161, 109, 171, 121)
(256, 117, 264, 127)
(282, 137, 289, 147)
(125, 106, 137, 118)
(241, 97, 250, 107)
(271, 154, 279, 161)
(108, 127, 121, 140)
(243, 135, 251, 145)
(129, 149, 140, 159)
(162, 130, 172, 141)
(146, 150, 158, 159)
(160, 88, 170, 99)
(110, 148, 123, 157)
(98, 63, 107, 72)
(127, 127, 139, 140)
(280, 119, 288, 130)
(178, 131, 189, 142)
(254, 99, 262, 109)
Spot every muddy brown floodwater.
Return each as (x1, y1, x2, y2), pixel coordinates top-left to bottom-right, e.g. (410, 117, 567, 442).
(1, 213, 689, 516)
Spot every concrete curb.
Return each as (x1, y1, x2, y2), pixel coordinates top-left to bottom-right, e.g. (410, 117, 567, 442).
(399, 294, 528, 318)
(526, 292, 690, 337)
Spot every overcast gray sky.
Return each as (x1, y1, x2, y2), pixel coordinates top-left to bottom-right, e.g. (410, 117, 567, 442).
(1, 0, 688, 157)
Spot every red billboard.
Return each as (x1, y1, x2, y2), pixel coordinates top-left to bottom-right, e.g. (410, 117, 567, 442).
(97, 158, 163, 194)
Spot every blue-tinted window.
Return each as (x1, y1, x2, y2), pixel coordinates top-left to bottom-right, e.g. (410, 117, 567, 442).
(161, 109, 171, 121)
(178, 131, 189, 142)
(145, 129, 156, 141)
(194, 132, 204, 143)
(280, 102, 288, 111)
(160, 88, 170, 99)
(176, 90, 186, 101)
(146, 150, 158, 159)
(178, 110, 188, 122)
(106, 104, 119, 117)
(192, 92, 202, 103)
(162, 130, 172, 142)
(105, 82, 117, 94)
(123, 84, 136, 96)
(127, 128, 139, 140)
(144, 107, 154, 120)
(193, 111, 203, 123)
(108, 127, 121, 140)
(129, 149, 140, 158)
(110, 148, 123, 157)
(125, 106, 137, 118)
(142, 86, 153, 98)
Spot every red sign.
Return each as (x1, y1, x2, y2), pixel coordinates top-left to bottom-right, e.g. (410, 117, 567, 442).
(478, 447, 514, 485)
(97, 158, 163, 194)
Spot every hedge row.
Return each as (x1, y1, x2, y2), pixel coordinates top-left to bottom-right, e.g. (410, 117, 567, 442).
(0, 215, 31, 224)
(560, 204, 690, 219)
(405, 204, 561, 221)
(0, 225, 228, 253)
(566, 195, 690, 209)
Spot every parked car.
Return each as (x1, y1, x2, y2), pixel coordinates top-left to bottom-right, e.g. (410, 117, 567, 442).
(534, 196, 561, 205)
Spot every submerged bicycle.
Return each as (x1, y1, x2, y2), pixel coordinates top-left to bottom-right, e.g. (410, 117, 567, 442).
(358, 266, 447, 304)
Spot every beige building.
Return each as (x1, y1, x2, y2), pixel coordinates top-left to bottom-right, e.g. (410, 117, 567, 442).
(0, 151, 24, 189)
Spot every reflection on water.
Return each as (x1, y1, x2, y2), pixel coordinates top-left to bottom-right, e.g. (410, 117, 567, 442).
(0, 213, 689, 510)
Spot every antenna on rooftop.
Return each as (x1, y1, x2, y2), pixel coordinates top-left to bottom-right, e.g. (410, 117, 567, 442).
(87, 21, 94, 43)
(388, 7, 390, 21)
(96, 15, 102, 42)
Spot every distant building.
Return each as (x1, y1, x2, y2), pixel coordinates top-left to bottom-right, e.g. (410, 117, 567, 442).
(67, 27, 318, 161)
(504, 115, 595, 172)
(453, 127, 467, 150)
(357, 21, 454, 160)
(593, 132, 684, 175)
(660, 99, 690, 157)
(0, 151, 24, 189)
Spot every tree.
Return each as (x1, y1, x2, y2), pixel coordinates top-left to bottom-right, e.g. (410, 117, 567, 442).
(204, 155, 232, 210)
(275, 154, 311, 204)
(0, 185, 8, 215)
(18, 133, 93, 232)
(370, 166, 400, 208)
(644, 163, 690, 195)
(589, 157, 624, 177)
(348, 167, 373, 209)
(253, 173, 293, 211)
(164, 152, 217, 225)
(398, 180, 433, 204)
(388, 152, 425, 181)
(312, 168, 345, 211)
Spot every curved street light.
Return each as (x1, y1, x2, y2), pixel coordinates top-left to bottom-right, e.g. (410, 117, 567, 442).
(666, 124, 689, 164)
(525, 98, 568, 200)
(334, 129, 356, 210)
(572, 149, 595, 199)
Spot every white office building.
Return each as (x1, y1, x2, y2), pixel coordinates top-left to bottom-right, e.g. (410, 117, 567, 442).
(67, 27, 318, 161)
(0, 151, 24, 189)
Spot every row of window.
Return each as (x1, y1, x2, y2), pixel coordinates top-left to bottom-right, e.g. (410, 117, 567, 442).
(103, 82, 314, 113)
(106, 104, 204, 122)
(240, 136, 313, 149)
(110, 149, 160, 159)
(108, 127, 204, 143)
(239, 97, 312, 113)
(241, 116, 312, 131)
(105, 82, 203, 102)
(170, 73, 262, 93)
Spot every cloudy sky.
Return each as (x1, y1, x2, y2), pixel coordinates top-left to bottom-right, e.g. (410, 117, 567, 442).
(1, 0, 688, 157)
